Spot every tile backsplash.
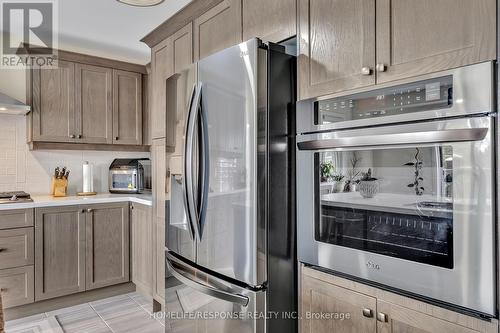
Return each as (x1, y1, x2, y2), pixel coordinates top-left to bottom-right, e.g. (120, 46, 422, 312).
(0, 114, 150, 195)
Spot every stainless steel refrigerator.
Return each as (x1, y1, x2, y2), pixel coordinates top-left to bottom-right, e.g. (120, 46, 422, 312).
(165, 38, 297, 333)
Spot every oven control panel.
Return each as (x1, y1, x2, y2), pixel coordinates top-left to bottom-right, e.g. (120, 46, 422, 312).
(315, 76, 453, 125)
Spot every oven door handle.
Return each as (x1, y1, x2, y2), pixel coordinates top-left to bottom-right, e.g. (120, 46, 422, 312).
(297, 128, 488, 151)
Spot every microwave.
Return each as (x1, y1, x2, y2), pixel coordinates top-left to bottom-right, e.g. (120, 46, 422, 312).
(109, 159, 151, 194)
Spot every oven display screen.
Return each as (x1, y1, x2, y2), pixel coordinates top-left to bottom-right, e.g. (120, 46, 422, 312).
(315, 76, 453, 125)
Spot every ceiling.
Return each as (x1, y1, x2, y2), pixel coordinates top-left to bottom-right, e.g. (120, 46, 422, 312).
(55, 0, 192, 64)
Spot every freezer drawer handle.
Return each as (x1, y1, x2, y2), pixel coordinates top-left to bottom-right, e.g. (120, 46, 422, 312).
(297, 128, 488, 151)
(166, 256, 250, 307)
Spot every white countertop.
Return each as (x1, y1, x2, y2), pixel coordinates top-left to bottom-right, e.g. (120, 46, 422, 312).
(321, 192, 452, 217)
(0, 193, 152, 211)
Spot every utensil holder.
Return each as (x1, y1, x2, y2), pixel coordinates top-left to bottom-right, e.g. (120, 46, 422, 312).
(51, 176, 68, 197)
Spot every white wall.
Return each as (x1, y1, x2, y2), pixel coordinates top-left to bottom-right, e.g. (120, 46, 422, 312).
(0, 67, 150, 195)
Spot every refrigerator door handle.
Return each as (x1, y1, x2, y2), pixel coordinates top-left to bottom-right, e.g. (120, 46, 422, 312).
(166, 252, 250, 307)
(198, 84, 209, 238)
(184, 82, 202, 242)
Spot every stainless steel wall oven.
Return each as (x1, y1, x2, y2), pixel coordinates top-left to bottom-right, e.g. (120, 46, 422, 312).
(297, 62, 496, 316)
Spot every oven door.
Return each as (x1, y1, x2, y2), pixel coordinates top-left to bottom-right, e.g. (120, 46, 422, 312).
(297, 116, 495, 316)
(109, 170, 137, 193)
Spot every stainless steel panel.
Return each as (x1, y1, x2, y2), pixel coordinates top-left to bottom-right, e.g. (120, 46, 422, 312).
(297, 116, 496, 315)
(195, 39, 266, 287)
(297, 61, 494, 134)
(167, 64, 197, 263)
(165, 253, 266, 333)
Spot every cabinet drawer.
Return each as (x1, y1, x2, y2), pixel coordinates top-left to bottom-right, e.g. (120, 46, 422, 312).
(0, 209, 34, 230)
(0, 266, 35, 308)
(0, 228, 34, 269)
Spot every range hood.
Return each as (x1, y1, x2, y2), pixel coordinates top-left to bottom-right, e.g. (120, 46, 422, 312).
(0, 92, 30, 115)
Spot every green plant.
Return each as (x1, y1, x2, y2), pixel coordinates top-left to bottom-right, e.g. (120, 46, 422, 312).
(331, 173, 345, 182)
(360, 168, 378, 181)
(404, 148, 424, 195)
(320, 161, 335, 181)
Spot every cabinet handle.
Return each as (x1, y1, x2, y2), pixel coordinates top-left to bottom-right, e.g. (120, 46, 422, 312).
(376, 63, 387, 72)
(362, 308, 373, 318)
(361, 67, 372, 75)
(81, 209, 85, 213)
(130, 205, 134, 210)
(377, 312, 388, 322)
(115, 136, 119, 141)
(77, 134, 82, 139)
(0, 248, 5, 252)
(0, 288, 7, 292)
(87, 208, 93, 213)
(69, 134, 76, 139)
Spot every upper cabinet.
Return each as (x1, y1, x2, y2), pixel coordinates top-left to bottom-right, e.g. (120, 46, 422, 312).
(298, 0, 496, 100)
(298, 0, 376, 100)
(75, 64, 113, 144)
(31, 60, 76, 143)
(242, 0, 296, 43)
(193, 0, 242, 61)
(113, 70, 143, 145)
(375, 0, 496, 83)
(27, 50, 147, 150)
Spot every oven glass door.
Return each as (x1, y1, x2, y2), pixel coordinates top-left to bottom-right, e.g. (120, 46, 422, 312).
(111, 172, 136, 190)
(314, 146, 454, 268)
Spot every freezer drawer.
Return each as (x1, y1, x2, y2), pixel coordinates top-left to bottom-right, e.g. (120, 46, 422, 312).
(166, 251, 265, 333)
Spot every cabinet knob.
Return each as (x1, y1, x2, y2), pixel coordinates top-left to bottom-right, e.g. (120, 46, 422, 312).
(0, 288, 7, 292)
(362, 308, 373, 318)
(87, 208, 93, 213)
(0, 248, 5, 252)
(377, 312, 388, 322)
(130, 205, 134, 210)
(376, 63, 387, 72)
(70, 134, 76, 139)
(81, 209, 85, 213)
(361, 67, 372, 75)
(77, 134, 82, 139)
(115, 136, 119, 141)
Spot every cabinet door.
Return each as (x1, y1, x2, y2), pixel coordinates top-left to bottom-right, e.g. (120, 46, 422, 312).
(113, 70, 143, 145)
(75, 64, 113, 144)
(35, 206, 86, 301)
(242, 0, 296, 43)
(376, 300, 479, 333)
(301, 274, 377, 333)
(31, 60, 76, 142)
(85, 203, 130, 290)
(376, 0, 496, 83)
(194, 0, 242, 61)
(0, 266, 34, 308)
(151, 139, 166, 304)
(151, 39, 174, 140)
(298, 0, 376, 100)
(131, 202, 153, 297)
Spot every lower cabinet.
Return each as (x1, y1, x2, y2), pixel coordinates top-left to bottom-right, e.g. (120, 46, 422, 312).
(34, 206, 86, 301)
(0, 266, 34, 308)
(34, 203, 130, 301)
(301, 267, 498, 333)
(131, 202, 153, 296)
(85, 203, 130, 290)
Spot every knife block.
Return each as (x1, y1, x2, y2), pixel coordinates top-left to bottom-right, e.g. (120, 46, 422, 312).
(51, 176, 68, 197)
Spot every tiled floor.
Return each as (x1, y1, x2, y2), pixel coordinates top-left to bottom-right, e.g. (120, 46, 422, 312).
(5, 292, 164, 333)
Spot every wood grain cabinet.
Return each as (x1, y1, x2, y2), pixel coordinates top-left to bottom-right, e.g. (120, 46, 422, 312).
(0, 266, 34, 308)
(301, 267, 498, 333)
(75, 64, 113, 144)
(131, 202, 153, 297)
(85, 203, 130, 290)
(31, 60, 76, 143)
(242, 0, 296, 43)
(298, 0, 376, 100)
(298, 0, 496, 100)
(301, 272, 377, 333)
(27, 50, 147, 150)
(35, 206, 86, 301)
(113, 70, 143, 145)
(193, 0, 242, 61)
(375, 0, 496, 84)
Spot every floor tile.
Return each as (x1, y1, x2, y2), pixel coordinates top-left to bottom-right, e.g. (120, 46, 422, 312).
(91, 294, 142, 321)
(5, 313, 47, 328)
(105, 308, 164, 333)
(50, 303, 111, 333)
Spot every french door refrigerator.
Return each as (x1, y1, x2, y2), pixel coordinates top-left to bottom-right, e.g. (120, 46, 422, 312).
(165, 38, 297, 333)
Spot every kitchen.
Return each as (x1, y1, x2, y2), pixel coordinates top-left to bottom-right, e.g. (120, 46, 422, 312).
(0, 0, 499, 333)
